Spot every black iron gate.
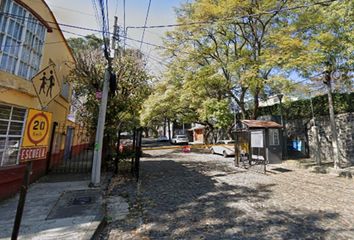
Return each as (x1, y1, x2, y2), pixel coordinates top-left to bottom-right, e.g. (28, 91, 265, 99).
(114, 128, 143, 180)
(47, 122, 94, 173)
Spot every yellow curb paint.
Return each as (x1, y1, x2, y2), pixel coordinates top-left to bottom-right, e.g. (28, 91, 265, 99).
(142, 144, 212, 151)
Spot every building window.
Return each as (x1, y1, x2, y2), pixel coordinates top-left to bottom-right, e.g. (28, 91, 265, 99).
(0, 104, 26, 167)
(60, 80, 70, 100)
(0, 0, 46, 80)
(269, 129, 280, 146)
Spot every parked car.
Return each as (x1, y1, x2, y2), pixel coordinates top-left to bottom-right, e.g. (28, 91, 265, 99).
(210, 140, 235, 157)
(157, 136, 169, 142)
(171, 135, 189, 144)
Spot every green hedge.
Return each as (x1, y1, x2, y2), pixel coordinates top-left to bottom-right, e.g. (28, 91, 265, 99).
(257, 92, 354, 120)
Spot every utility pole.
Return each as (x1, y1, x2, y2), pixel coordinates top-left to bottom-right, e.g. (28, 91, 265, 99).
(90, 16, 119, 187)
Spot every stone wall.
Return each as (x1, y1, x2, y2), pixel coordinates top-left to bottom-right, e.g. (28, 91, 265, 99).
(285, 112, 354, 166)
(308, 112, 354, 167)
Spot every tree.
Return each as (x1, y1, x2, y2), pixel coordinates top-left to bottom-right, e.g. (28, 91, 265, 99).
(67, 35, 152, 137)
(163, 0, 299, 120)
(279, 0, 353, 168)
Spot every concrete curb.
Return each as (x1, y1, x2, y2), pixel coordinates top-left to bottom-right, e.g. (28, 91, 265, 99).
(90, 172, 114, 239)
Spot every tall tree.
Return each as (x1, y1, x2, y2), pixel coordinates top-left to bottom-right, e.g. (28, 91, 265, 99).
(278, 0, 353, 168)
(164, 0, 296, 119)
(67, 35, 152, 136)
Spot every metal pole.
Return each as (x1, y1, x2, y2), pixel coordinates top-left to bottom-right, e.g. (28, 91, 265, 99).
(90, 68, 110, 186)
(12, 161, 32, 240)
(46, 122, 58, 174)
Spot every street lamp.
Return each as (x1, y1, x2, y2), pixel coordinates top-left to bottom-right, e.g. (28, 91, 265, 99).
(277, 94, 287, 160)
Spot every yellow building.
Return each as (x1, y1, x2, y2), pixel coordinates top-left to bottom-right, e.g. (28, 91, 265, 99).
(0, 0, 75, 198)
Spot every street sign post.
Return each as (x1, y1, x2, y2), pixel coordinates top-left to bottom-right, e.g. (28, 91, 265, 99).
(12, 109, 52, 240)
(32, 64, 60, 108)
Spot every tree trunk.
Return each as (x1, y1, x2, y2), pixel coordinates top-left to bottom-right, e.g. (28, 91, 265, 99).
(167, 118, 171, 140)
(252, 88, 260, 120)
(143, 127, 149, 138)
(163, 117, 166, 136)
(324, 75, 341, 168)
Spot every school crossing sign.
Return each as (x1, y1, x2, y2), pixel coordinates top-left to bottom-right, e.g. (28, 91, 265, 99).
(32, 64, 60, 108)
(20, 109, 53, 162)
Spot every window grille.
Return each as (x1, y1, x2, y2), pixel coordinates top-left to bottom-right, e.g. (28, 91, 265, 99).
(269, 129, 280, 146)
(0, 104, 26, 166)
(0, 0, 46, 80)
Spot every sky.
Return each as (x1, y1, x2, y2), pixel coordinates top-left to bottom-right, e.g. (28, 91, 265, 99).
(44, 0, 186, 75)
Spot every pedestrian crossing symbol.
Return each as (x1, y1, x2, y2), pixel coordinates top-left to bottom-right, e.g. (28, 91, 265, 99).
(32, 64, 60, 108)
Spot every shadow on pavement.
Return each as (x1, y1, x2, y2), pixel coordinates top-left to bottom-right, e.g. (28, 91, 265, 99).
(105, 158, 343, 239)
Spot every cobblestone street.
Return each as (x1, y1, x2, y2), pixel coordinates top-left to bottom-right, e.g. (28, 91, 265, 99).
(103, 149, 354, 240)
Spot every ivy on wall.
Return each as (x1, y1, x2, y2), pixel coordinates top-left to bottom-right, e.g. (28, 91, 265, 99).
(257, 92, 354, 120)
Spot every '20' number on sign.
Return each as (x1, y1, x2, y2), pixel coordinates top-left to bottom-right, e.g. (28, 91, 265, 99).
(33, 120, 45, 130)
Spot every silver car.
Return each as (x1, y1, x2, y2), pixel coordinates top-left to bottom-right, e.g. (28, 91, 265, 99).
(172, 135, 189, 144)
(210, 140, 235, 157)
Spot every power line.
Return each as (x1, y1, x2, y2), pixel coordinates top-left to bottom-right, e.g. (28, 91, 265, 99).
(114, 0, 119, 17)
(123, 0, 126, 50)
(0, 40, 68, 48)
(0, 0, 340, 59)
(91, 0, 103, 31)
(126, 0, 338, 29)
(0, 0, 338, 33)
(105, 0, 110, 34)
(140, 0, 152, 51)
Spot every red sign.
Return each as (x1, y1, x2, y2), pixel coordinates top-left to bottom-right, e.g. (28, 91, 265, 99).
(96, 91, 102, 100)
(19, 147, 47, 162)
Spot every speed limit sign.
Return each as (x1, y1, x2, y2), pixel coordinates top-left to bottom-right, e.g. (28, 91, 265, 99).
(20, 109, 52, 162)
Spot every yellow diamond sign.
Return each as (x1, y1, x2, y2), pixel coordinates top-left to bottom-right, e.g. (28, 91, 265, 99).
(32, 64, 60, 108)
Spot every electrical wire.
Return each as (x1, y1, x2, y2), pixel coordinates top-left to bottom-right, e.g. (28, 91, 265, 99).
(140, 0, 152, 51)
(0, 0, 338, 33)
(114, 0, 119, 17)
(126, 0, 338, 30)
(0, 40, 69, 48)
(0, 0, 339, 53)
(91, 0, 103, 31)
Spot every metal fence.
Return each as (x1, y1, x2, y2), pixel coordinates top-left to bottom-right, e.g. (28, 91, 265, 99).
(47, 122, 95, 173)
(113, 128, 143, 180)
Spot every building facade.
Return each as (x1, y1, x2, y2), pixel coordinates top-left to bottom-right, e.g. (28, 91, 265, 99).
(0, 0, 75, 199)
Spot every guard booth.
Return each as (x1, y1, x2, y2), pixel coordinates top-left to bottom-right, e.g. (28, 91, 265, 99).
(234, 120, 283, 169)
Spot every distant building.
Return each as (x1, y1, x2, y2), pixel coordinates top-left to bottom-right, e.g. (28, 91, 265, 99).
(258, 95, 299, 107)
(188, 124, 205, 144)
(0, 0, 75, 199)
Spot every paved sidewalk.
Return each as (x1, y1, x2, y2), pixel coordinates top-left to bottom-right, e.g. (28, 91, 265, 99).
(0, 175, 105, 240)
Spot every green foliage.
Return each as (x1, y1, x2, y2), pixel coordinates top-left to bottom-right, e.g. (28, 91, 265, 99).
(67, 35, 151, 136)
(142, 0, 353, 133)
(257, 92, 354, 120)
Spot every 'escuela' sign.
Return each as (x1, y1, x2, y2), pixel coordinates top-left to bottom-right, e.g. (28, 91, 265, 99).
(20, 109, 53, 162)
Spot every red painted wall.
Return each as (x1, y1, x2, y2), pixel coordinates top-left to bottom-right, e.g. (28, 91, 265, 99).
(0, 143, 90, 200)
(0, 158, 47, 200)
